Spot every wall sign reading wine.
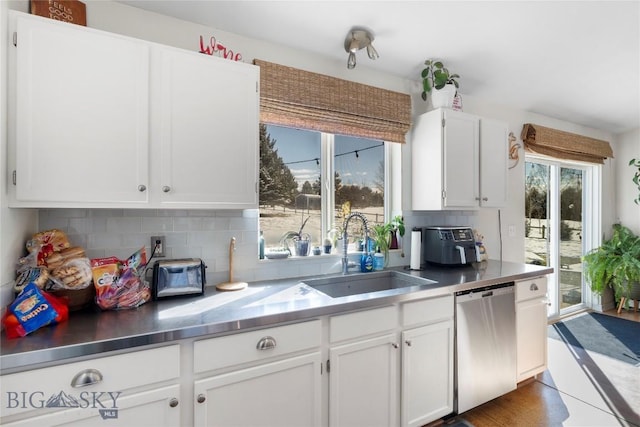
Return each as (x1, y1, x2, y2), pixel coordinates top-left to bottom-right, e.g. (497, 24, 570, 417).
(198, 35, 243, 62)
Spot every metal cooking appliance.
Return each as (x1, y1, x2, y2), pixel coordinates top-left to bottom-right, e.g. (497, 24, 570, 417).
(422, 226, 480, 266)
(151, 258, 206, 300)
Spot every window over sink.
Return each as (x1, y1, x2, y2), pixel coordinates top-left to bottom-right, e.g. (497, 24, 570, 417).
(259, 123, 387, 257)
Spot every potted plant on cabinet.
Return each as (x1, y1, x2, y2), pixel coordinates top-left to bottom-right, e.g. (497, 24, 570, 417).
(421, 59, 460, 109)
(583, 223, 640, 313)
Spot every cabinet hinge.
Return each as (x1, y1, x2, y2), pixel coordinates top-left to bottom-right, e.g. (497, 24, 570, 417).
(320, 363, 323, 375)
(256, 81, 259, 93)
(442, 118, 445, 128)
(442, 190, 446, 200)
(13, 32, 17, 47)
(326, 359, 330, 373)
(12, 170, 16, 186)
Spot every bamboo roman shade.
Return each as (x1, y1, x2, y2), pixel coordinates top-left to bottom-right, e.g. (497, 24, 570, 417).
(254, 59, 411, 143)
(521, 123, 613, 164)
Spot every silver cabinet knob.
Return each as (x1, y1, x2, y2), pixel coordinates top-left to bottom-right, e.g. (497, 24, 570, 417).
(391, 343, 399, 349)
(162, 186, 171, 193)
(482, 197, 488, 201)
(169, 398, 179, 408)
(138, 185, 147, 192)
(71, 369, 103, 388)
(197, 394, 206, 404)
(405, 340, 412, 347)
(256, 336, 276, 350)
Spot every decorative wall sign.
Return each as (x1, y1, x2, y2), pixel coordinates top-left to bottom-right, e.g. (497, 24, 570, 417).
(30, 0, 86, 26)
(198, 35, 243, 62)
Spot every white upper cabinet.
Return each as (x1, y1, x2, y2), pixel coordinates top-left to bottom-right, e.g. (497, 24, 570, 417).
(411, 108, 508, 210)
(8, 11, 258, 209)
(12, 12, 150, 205)
(156, 46, 258, 208)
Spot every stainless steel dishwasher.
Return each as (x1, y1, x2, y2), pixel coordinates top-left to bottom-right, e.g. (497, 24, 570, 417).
(455, 282, 516, 414)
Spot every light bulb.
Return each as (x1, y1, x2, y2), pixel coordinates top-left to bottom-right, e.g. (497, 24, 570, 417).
(347, 52, 356, 69)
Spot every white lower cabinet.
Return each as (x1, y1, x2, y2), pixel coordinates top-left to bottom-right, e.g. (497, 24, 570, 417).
(0, 345, 181, 427)
(400, 296, 454, 427)
(329, 334, 399, 427)
(192, 320, 323, 427)
(194, 353, 322, 427)
(401, 320, 454, 427)
(516, 276, 549, 381)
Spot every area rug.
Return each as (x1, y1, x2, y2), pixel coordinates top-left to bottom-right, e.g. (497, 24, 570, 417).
(548, 312, 640, 366)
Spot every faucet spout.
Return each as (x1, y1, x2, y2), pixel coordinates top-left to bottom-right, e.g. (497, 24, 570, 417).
(342, 212, 370, 275)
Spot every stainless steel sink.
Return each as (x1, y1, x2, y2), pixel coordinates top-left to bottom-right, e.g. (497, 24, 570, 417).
(301, 271, 436, 298)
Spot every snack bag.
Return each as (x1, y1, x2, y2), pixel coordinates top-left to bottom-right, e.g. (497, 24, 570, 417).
(91, 248, 150, 310)
(2, 282, 69, 339)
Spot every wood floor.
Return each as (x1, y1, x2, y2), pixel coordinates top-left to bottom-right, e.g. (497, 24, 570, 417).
(454, 307, 640, 427)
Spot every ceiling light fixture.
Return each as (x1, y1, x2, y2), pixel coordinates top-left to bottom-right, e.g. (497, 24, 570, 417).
(344, 27, 378, 69)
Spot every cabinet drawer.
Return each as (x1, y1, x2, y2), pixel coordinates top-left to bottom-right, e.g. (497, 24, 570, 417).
(402, 295, 453, 327)
(330, 305, 397, 343)
(194, 320, 321, 373)
(516, 276, 548, 302)
(0, 345, 180, 419)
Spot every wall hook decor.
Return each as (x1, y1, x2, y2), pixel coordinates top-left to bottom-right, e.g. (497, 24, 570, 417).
(508, 131, 521, 169)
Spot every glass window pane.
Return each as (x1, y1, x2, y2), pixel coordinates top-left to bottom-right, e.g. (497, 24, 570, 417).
(334, 135, 385, 238)
(259, 124, 322, 253)
(559, 167, 583, 310)
(525, 162, 550, 267)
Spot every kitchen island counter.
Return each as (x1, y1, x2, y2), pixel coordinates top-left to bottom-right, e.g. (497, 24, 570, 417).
(1, 260, 551, 373)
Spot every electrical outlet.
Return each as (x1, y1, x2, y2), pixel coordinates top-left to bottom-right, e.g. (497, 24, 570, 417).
(151, 236, 166, 257)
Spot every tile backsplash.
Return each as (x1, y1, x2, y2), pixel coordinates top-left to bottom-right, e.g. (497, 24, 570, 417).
(37, 208, 478, 285)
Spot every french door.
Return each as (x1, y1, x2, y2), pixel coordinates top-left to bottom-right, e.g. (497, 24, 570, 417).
(525, 158, 598, 318)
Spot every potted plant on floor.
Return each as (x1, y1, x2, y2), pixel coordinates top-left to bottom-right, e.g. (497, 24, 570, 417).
(583, 223, 640, 312)
(421, 59, 460, 109)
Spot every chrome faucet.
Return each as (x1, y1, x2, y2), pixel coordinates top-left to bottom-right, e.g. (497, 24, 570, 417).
(342, 212, 369, 274)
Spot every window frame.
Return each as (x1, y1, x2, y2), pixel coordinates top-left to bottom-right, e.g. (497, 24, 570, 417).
(260, 124, 397, 256)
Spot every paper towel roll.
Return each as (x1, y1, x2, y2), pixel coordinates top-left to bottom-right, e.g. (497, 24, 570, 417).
(410, 230, 421, 270)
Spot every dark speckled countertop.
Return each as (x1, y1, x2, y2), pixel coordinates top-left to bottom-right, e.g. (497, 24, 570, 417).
(1, 260, 552, 373)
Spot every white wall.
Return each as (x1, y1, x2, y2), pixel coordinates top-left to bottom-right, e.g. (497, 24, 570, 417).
(614, 129, 640, 234)
(0, 0, 625, 291)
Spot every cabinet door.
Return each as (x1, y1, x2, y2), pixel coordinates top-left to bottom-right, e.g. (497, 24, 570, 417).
(329, 334, 398, 427)
(157, 47, 258, 208)
(1, 385, 180, 427)
(517, 297, 548, 381)
(401, 320, 454, 427)
(479, 118, 508, 207)
(194, 353, 322, 427)
(442, 110, 480, 208)
(14, 13, 150, 204)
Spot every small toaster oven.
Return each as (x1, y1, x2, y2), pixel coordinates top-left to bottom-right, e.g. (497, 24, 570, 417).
(152, 258, 206, 300)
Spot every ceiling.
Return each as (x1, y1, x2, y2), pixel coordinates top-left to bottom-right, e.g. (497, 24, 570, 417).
(118, 1, 640, 135)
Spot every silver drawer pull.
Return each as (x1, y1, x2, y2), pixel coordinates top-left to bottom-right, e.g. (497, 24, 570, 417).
(71, 369, 103, 388)
(169, 398, 179, 408)
(256, 336, 276, 350)
(530, 283, 539, 291)
(162, 186, 171, 193)
(138, 184, 147, 192)
(197, 394, 206, 404)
